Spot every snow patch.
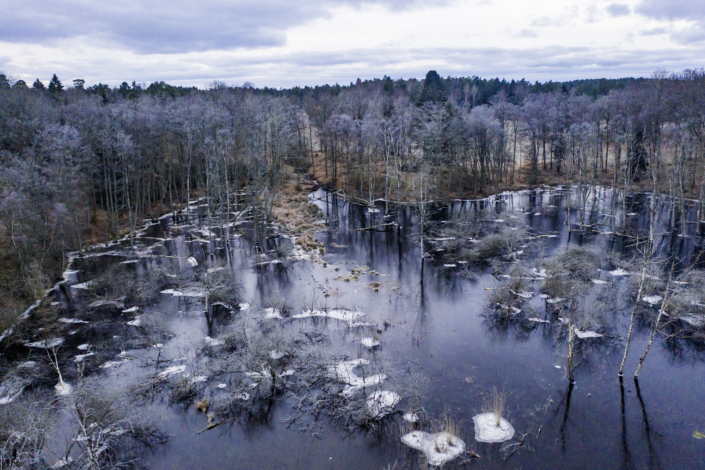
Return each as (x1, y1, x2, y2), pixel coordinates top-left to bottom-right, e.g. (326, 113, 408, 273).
(366, 391, 401, 418)
(122, 306, 139, 313)
(401, 431, 466, 466)
(610, 268, 630, 277)
(74, 353, 95, 363)
(205, 336, 224, 347)
(293, 309, 370, 327)
(58, 318, 87, 324)
(574, 328, 603, 339)
(187, 256, 198, 267)
(24, 337, 64, 349)
(54, 382, 72, 397)
(158, 365, 186, 378)
(642, 295, 662, 306)
(473, 413, 515, 443)
(329, 359, 386, 396)
(361, 337, 380, 348)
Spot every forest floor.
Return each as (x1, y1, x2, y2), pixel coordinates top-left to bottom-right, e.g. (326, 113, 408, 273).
(306, 151, 704, 202)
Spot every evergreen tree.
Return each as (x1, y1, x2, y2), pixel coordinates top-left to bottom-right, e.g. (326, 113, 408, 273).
(32, 78, 45, 90)
(48, 74, 63, 95)
(420, 70, 447, 104)
(73, 78, 85, 90)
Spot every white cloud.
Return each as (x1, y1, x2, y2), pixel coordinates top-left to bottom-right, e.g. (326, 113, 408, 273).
(1, 0, 703, 87)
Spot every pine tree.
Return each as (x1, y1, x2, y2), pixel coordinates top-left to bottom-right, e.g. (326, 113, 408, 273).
(48, 74, 63, 95)
(33, 78, 45, 91)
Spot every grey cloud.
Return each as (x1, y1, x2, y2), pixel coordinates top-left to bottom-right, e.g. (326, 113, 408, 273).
(641, 27, 668, 36)
(0, 0, 448, 54)
(32, 45, 702, 89)
(606, 3, 630, 17)
(636, 0, 705, 20)
(637, 0, 705, 44)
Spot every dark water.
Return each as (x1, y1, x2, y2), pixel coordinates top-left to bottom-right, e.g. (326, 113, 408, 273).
(16, 187, 705, 469)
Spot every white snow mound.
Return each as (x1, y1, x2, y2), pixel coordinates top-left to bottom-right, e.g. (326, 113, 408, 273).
(574, 328, 603, 339)
(329, 359, 386, 396)
(473, 413, 515, 443)
(366, 391, 400, 418)
(401, 431, 466, 466)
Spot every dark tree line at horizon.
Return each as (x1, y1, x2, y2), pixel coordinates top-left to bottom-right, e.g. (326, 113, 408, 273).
(1, 68, 705, 311)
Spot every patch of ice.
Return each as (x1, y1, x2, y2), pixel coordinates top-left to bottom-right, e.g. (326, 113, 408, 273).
(122, 306, 139, 313)
(367, 391, 401, 418)
(160, 288, 205, 297)
(0, 328, 13, 344)
(679, 314, 705, 328)
(263, 307, 283, 319)
(401, 431, 466, 466)
(574, 328, 603, 339)
(24, 337, 64, 349)
(158, 365, 186, 378)
(403, 412, 420, 423)
(74, 353, 94, 363)
(642, 295, 663, 306)
(361, 337, 380, 348)
(0, 379, 27, 405)
(531, 268, 548, 277)
(205, 336, 224, 347)
(127, 318, 141, 327)
(58, 318, 87, 324)
(293, 309, 370, 328)
(54, 382, 72, 397)
(511, 290, 534, 299)
(71, 280, 95, 290)
(528, 317, 550, 323)
(330, 359, 386, 396)
(270, 350, 286, 360)
(187, 256, 198, 267)
(473, 413, 515, 443)
(610, 268, 630, 277)
(101, 360, 127, 369)
(89, 300, 124, 309)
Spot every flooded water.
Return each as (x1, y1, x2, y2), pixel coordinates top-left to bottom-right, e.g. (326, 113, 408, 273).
(5, 186, 705, 469)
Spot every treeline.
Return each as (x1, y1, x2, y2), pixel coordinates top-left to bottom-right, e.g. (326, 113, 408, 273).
(1, 69, 705, 304)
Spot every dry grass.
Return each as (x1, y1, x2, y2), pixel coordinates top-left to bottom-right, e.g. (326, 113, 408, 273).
(482, 387, 506, 427)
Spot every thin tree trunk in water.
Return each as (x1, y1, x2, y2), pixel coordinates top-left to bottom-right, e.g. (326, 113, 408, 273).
(619, 247, 649, 376)
(634, 273, 673, 378)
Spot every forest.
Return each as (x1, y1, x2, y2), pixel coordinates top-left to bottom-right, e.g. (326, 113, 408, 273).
(2, 68, 705, 468)
(2, 69, 704, 317)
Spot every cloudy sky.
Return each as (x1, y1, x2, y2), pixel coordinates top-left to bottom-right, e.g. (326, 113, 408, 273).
(1, 0, 703, 88)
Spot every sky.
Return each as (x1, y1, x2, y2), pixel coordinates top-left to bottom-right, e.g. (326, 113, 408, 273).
(1, 0, 704, 88)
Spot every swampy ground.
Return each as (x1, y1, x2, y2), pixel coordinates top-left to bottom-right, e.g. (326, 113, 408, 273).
(2, 186, 705, 469)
